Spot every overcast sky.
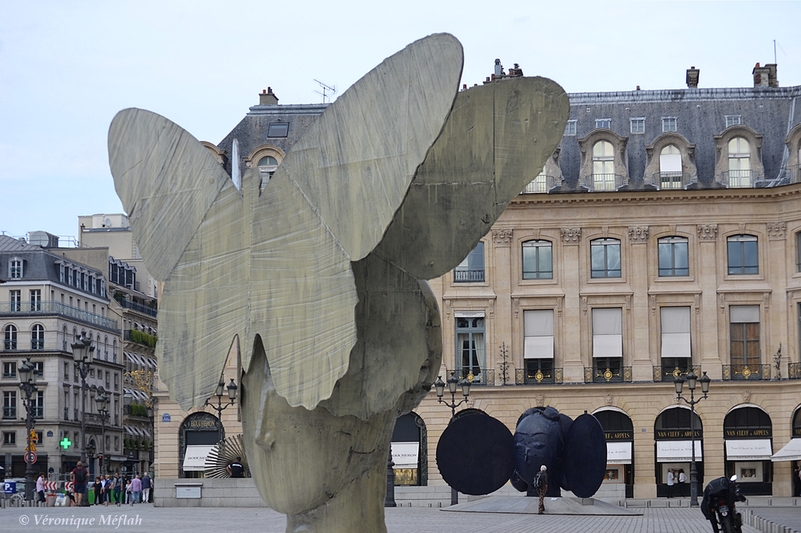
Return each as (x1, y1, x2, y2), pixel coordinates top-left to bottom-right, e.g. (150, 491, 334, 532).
(1, 0, 799, 240)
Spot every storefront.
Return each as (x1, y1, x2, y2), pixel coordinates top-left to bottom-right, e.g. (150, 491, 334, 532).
(391, 412, 427, 486)
(178, 412, 224, 478)
(654, 406, 703, 498)
(594, 408, 634, 498)
(724, 406, 772, 495)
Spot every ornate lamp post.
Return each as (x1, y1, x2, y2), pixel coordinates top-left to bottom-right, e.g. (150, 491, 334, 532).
(204, 378, 238, 415)
(71, 331, 95, 465)
(19, 358, 38, 502)
(674, 370, 711, 507)
(95, 390, 110, 476)
(434, 371, 471, 505)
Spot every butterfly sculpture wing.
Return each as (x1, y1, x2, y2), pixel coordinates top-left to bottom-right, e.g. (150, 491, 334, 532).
(108, 33, 464, 411)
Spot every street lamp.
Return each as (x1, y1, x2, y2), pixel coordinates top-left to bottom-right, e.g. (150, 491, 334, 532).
(434, 371, 472, 505)
(95, 390, 110, 476)
(674, 370, 711, 507)
(19, 357, 38, 502)
(146, 404, 155, 475)
(204, 378, 238, 414)
(72, 331, 95, 466)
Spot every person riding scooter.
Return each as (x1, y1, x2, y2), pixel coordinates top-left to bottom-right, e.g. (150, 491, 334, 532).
(701, 475, 746, 533)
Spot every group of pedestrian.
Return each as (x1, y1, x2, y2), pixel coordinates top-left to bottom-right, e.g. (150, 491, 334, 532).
(66, 462, 152, 506)
(666, 468, 687, 498)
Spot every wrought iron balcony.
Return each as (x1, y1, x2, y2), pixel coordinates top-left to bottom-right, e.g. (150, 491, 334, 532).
(722, 364, 771, 381)
(458, 367, 494, 386)
(719, 170, 761, 188)
(0, 300, 119, 331)
(585, 366, 633, 383)
(453, 269, 485, 283)
(584, 173, 626, 192)
(522, 175, 558, 194)
(117, 298, 158, 318)
(653, 364, 701, 382)
(789, 362, 801, 380)
(2, 406, 16, 419)
(521, 366, 563, 385)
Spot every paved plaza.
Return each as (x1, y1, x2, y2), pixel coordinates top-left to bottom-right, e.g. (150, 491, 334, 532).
(3, 502, 793, 533)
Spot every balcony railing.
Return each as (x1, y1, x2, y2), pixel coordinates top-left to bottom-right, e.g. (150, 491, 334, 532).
(2, 406, 16, 419)
(653, 364, 701, 382)
(117, 298, 157, 318)
(718, 170, 762, 188)
(785, 164, 801, 184)
(789, 362, 801, 380)
(585, 366, 633, 383)
(0, 300, 119, 331)
(723, 364, 771, 381)
(521, 367, 563, 385)
(522, 175, 558, 194)
(584, 173, 626, 192)
(453, 269, 485, 283)
(457, 367, 494, 386)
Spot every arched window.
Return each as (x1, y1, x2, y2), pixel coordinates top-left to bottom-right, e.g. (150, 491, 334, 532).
(659, 145, 682, 189)
(522, 240, 553, 279)
(728, 137, 752, 187)
(592, 141, 615, 191)
(31, 324, 44, 350)
(258, 156, 278, 184)
(4, 325, 17, 350)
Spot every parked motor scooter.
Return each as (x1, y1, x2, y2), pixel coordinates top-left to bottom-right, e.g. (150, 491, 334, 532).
(701, 475, 747, 533)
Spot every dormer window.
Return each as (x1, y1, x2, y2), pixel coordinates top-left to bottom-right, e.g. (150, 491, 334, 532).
(728, 137, 752, 187)
(662, 117, 678, 132)
(593, 141, 615, 191)
(659, 145, 683, 189)
(9, 258, 22, 279)
(714, 125, 764, 188)
(595, 118, 611, 129)
(578, 130, 629, 191)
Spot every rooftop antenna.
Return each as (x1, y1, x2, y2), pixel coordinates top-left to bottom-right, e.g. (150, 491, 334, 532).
(774, 39, 777, 64)
(314, 79, 337, 103)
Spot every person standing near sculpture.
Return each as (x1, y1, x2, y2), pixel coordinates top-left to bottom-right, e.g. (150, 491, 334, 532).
(667, 469, 675, 498)
(534, 465, 548, 514)
(141, 472, 152, 503)
(70, 461, 88, 506)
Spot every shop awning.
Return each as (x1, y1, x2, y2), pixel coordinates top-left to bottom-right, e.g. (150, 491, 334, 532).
(390, 442, 418, 469)
(726, 439, 772, 461)
(657, 440, 703, 462)
(771, 439, 801, 462)
(607, 441, 632, 464)
(182, 445, 215, 471)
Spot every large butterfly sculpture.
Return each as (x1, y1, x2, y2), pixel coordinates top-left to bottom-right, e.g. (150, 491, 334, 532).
(107, 33, 568, 424)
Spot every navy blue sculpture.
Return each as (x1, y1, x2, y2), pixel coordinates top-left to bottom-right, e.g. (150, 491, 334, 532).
(437, 407, 606, 499)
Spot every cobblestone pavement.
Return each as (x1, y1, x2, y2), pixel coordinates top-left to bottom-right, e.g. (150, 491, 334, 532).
(0, 503, 766, 533)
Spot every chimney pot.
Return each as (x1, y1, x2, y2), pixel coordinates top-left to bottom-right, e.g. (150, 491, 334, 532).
(686, 66, 700, 88)
(259, 87, 279, 105)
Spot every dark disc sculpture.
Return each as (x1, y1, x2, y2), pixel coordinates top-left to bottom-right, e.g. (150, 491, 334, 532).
(436, 414, 515, 495)
(561, 413, 607, 498)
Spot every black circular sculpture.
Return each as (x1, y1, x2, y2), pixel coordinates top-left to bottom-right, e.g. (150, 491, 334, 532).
(438, 406, 606, 499)
(436, 414, 515, 495)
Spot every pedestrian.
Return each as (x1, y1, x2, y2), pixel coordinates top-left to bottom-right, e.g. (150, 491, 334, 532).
(141, 472, 152, 504)
(534, 465, 549, 514)
(70, 461, 88, 506)
(666, 469, 675, 498)
(125, 478, 132, 504)
(113, 473, 122, 506)
(227, 456, 245, 478)
(36, 472, 46, 503)
(131, 474, 142, 505)
(93, 476, 102, 505)
(103, 475, 112, 506)
(794, 467, 801, 497)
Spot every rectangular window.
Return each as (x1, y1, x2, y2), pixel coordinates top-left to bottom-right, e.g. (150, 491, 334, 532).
(590, 239, 621, 278)
(658, 236, 689, 276)
(10, 290, 21, 312)
(59, 264, 65, 283)
(454, 242, 485, 283)
(267, 122, 289, 138)
(662, 117, 678, 132)
(522, 240, 553, 279)
(797, 232, 801, 272)
(661, 307, 691, 359)
(3, 390, 16, 419)
(726, 115, 742, 127)
(30, 289, 41, 312)
(524, 310, 554, 359)
(3, 431, 15, 445)
(630, 118, 645, 134)
(592, 308, 623, 358)
(3, 361, 16, 378)
(64, 362, 69, 381)
(564, 120, 577, 136)
(727, 234, 759, 275)
(455, 314, 486, 383)
(595, 118, 611, 129)
(10, 259, 22, 279)
(730, 305, 760, 369)
(33, 361, 43, 376)
(68, 269, 73, 286)
(33, 391, 43, 419)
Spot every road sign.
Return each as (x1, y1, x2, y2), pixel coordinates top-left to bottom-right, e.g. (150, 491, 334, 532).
(24, 451, 37, 464)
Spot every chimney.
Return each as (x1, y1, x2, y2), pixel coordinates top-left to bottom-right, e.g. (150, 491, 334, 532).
(752, 62, 771, 87)
(686, 66, 699, 88)
(494, 59, 503, 77)
(766, 63, 779, 87)
(259, 87, 279, 105)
